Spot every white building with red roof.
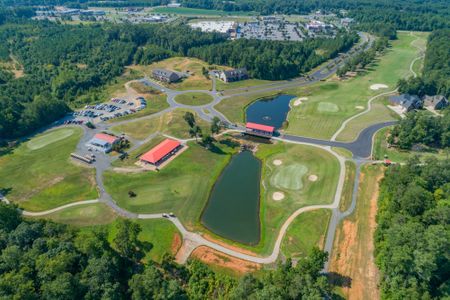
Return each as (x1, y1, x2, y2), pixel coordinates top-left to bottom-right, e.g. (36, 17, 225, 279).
(86, 133, 120, 153)
(140, 139, 182, 166)
(245, 122, 275, 138)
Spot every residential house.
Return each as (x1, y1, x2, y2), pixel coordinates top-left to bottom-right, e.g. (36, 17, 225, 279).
(424, 95, 449, 110)
(218, 68, 248, 83)
(152, 69, 181, 83)
(389, 94, 422, 112)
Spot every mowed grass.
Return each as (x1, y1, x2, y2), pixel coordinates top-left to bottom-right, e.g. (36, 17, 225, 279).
(215, 91, 280, 124)
(372, 127, 448, 163)
(339, 161, 356, 212)
(216, 78, 273, 92)
(175, 92, 213, 106)
(152, 6, 254, 16)
(136, 57, 215, 91)
(0, 127, 98, 211)
(111, 109, 210, 140)
(39, 203, 117, 226)
(281, 209, 331, 259)
(103, 142, 237, 230)
(285, 32, 425, 140)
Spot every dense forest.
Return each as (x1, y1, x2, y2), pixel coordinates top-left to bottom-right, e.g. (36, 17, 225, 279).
(0, 202, 338, 299)
(188, 32, 358, 80)
(388, 110, 450, 150)
(398, 29, 450, 98)
(375, 158, 450, 299)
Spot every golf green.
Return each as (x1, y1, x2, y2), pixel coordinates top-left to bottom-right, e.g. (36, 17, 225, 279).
(271, 163, 308, 190)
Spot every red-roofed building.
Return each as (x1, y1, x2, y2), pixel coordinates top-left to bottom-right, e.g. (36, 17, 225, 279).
(245, 122, 275, 138)
(86, 133, 120, 153)
(94, 133, 119, 144)
(140, 139, 182, 166)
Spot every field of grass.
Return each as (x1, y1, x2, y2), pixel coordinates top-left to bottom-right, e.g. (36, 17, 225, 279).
(0, 127, 98, 211)
(215, 91, 280, 124)
(281, 209, 331, 259)
(175, 92, 214, 106)
(329, 164, 384, 300)
(39, 203, 117, 226)
(152, 6, 254, 16)
(111, 109, 210, 140)
(284, 32, 425, 140)
(135, 57, 216, 91)
(372, 127, 448, 162)
(104, 142, 237, 230)
(216, 78, 272, 92)
(339, 161, 356, 212)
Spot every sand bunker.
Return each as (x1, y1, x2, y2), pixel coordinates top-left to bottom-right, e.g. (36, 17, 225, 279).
(370, 84, 388, 90)
(273, 159, 283, 166)
(293, 97, 308, 106)
(273, 192, 285, 201)
(355, 106, 365, 110)
(308, 175, 318, 182)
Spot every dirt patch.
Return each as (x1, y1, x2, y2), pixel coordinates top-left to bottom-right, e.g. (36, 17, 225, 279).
(293, 97, 308, 106)
(355, 106, 364, 110)
(370, 84, 388, 90)
(171, 233, 182, 255)
(308, 175, 318, 182)
(329, 170, 383, 300)
(272, 191, 285, 201)
(202, 234, 259, 256)
(191, 246, 261, 274)
(273, 159, 282, 166)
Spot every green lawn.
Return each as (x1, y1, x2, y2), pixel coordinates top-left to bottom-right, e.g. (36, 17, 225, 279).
(216, 79, 273, 92)
(111, 109, 211, 140)
(214, 91, 280, 124)
(152, 7, 254, 16)
(38, 203, 117, 226)
(175, 92, 213, 106)
(285, 32, 425, 140)
(339, 161, 356, 212)
(104, 142, 237, 230)
(372, 127, 448, 162)
(281, 209, 331, 259)
(0, 127, 98, 211)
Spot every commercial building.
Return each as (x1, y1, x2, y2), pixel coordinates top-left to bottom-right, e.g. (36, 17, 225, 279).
(140, 139, 182, 166)
(86, 133, 119, 153)
(245, 122, 275, 138)
(152, 69, 181, 83)
(218, 68, 248, 82)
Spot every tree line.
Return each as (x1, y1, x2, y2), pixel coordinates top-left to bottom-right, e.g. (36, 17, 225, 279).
(375, 158, 450, 299)
(387, 110, 450, 150)
(398, 29, 450, 98)
(0, 202, 340, 299)
(188, 32, 359, 80)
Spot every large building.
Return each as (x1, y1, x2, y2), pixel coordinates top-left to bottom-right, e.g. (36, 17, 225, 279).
(218, 68, 248, 83)
(245, 122, 275, 138)
(424, 95, 448, 110)
(152, 69, 181, 83)
(140, 139, 182, 166)
(389, 94, 422, 112)
(86, 133, 119, 153)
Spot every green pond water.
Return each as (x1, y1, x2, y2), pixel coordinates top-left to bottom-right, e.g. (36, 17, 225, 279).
(201, 151, 261, 245)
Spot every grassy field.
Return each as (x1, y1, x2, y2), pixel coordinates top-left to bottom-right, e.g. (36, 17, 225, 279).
(284, 32, 425, 140)
(175, 92, 214, 106)
(281, 209, 331, 259)
(0, 127, 98, 211)
(104, 142, 237, 230)
(134, 57, 217, 91)
(39, 203, 117, 226)
(111, 109, 211, 140)
(216, 78, 273, 92)
(339, 161, 356, 212)
(152, 6, 254, 16)
(215, 91, 280, 124)
(329, 165, 384, 300)
(372, 127, 448, 162)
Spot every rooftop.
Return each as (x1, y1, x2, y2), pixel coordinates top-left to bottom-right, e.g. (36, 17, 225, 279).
(94, 133, 118, 144)
(140, 139, 181, 164)
(246, 122, 275, 133)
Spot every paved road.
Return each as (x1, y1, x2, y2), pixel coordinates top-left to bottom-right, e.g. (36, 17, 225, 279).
(14, 31, 418, 270)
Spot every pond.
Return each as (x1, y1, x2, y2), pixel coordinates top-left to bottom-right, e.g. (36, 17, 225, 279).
(201, 151, 261, 245)
(246, 94, 296, 129)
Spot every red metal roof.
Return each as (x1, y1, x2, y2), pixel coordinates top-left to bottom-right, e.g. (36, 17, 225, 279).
(246, 122, 275, 133)
(94, 133, 118, 144)
(140, 139, 181, 164)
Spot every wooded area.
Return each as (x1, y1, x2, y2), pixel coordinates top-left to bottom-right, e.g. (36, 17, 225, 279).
(375, 158, 450, 299)
(0, 202, 337, 299)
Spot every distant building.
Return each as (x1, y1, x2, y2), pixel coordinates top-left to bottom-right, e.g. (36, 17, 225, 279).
(389, 94, 422, 112)
(140, 139, 182, 166)
(80, 10, 105, 16)
(218, 68, 248, 83)
(245, 122, 275, 138)
(86, 133, 120, 153)
(341, 18, 354, 26)
(423, 95, 448, 110)
(152, 69, 181, 83)
(306, 20, 332, 32)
